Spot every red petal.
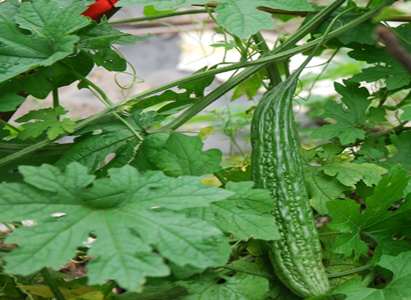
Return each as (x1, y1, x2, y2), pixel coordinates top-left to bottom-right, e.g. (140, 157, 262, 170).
(81, 0, 118, 20)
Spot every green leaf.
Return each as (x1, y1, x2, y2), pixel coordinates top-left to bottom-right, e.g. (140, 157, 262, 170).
(0, 163, 233, 291)
(319, 162, 386, 188)
(231, 71, 264, 101)
(192, 182, 279, 240)
(0, 0, 92, 83)
(0, 93, 25, 112)
(320, 225, 366, 290)
(347, 24, 411, 90)
(337, 17, 378, 45)
(326, 199, 368, 258)
(327, 165, 411, 259)
(120, 0, 313, 38)
(15, 0, 89, 38)
(143, 5, 174, 16)
(0, 50, 94, 99)
(310, 81, 370, 144)
(178, 273, 269, 300)
(304, 166, 349, 215)
(119, 0, 209, 10)
(16, 106, 75, 140)
(219, 165, 252, 182)
(133, 66, 215, 111)
(400, 106, 411, 121)
(390, 132, 411, 170)
(350, 64, 411, 90)
(77, 21, 151, 71)
(333, 251, 411, 299)
(135, 132, 222, 177)
(56, 111, 161, 171)
(0, 0, 19, 22)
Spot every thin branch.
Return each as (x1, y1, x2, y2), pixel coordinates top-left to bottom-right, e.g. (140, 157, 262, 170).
(40, 268, 65, 300)
(327, 263, 373, 279)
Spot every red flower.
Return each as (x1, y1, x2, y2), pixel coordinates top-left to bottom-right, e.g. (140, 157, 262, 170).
(81, 0, 118, 20)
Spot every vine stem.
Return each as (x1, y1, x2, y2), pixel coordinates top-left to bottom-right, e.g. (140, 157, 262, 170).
(221, 264, 277, 281)
(252, 31, 282, 88)
(213, 171, 228, 186)
(327, 263, 374, 279)
(360, 267, 377, 286)
(109, 9, 211, 24)
(52, 88, 59, 108)
(103, 281, 117, 297)
(40, 267, 65, 300)
(0, 0, 396, 167)
(61, 63, 143, 140)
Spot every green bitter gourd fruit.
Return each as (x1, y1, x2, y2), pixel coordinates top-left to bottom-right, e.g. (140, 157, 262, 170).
(250, 9, 349, 297)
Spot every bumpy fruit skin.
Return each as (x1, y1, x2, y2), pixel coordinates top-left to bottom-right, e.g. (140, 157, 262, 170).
(82, 0, 118, 20)
(251, 76, 329, 298)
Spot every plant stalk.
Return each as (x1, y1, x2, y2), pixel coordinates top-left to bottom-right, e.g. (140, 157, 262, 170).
(40, 268, 65, 300)
(252, 31, 282, 88)
(109, 9, 211, 24)
(52, 88, 59, 108)
(327, 263, 373, 279)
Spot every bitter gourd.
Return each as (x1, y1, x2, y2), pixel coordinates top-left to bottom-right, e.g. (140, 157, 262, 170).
(250, 9, 352, 296)
(251, 71, 329, 297)
(249, 23, 352, 298)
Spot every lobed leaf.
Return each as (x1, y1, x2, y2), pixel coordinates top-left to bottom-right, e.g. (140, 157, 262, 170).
(16, 106, 75, 140)
(135, 132, 222, 177)
(319, 162, 386, 188)
(0, 0, 91, 83)
(327, 165, 411, 260)
(192, 181, 280, 240)
(310, 81, 371, 144)
(0, 163, 233, 290)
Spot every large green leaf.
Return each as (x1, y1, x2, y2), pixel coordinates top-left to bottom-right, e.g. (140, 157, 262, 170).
(0, 50, 94, 100)
(0, 0, 91, 83)
(0, 0, 20, 22)
(0, 163, 233, 290)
